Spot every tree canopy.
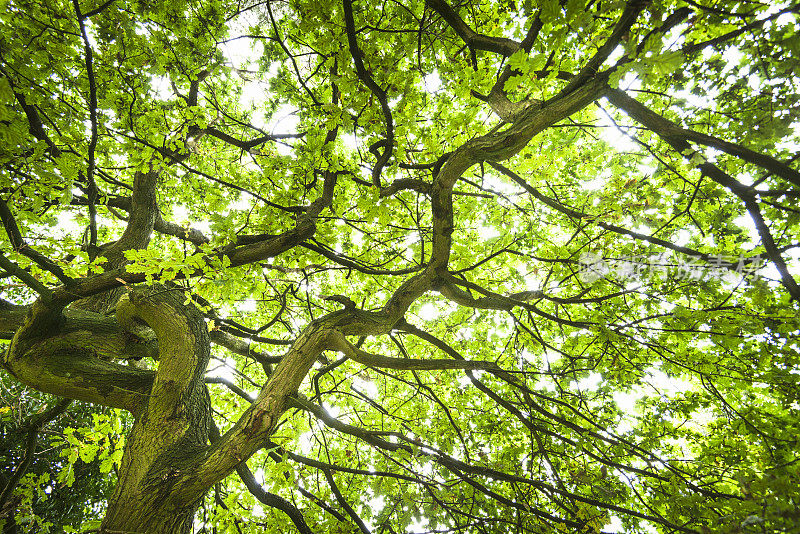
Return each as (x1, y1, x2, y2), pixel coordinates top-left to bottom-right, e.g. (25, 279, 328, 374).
(1, 0, 800, 532)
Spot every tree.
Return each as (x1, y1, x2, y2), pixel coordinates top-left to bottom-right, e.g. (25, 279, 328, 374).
(1, 0, 799, 531)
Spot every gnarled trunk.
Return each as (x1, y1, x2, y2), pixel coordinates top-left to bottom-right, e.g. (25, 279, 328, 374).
(2, 284, 214, 534)
(99, 287, 212, 533)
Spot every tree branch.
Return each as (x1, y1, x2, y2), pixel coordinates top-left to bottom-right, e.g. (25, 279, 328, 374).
(76, 169, 159, 313)
(72, 0, 100, 251)
(680, 6, 799, 57)
(199, 127, 303, 151)
(322, 468, 371, 534)
(425, 0, 521, 56)
(2, 330, 155, 413)
(330, 330, 499, 371)
(343, 0, 394, 188)
(209, 329, 284, 364)
(81, 0, 115, 18)
(35, 171, 339, 311)
(205, 376, 254, 401)
(489, 161, 756, 272)
(292, 386, 699, 533)
(236, 462, 314, 534)
(437, 275, 593, 329)
(558, 0, 649, 97)
(605, 88, 800, 300)
(3, 80, 61, 155)
(0, 197, 73, 285)
(0, 252, 52, 298)
(301, 240, 424, 276)
(642, 114, 800, 188)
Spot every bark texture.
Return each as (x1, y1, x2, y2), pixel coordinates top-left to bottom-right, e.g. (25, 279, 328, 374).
(101, 287, 211, 534)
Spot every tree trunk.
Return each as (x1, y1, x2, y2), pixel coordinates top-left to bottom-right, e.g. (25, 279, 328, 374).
(102, 502, 196, 534)
(101, 385, 211, 534)
(96, 287, 212, 534)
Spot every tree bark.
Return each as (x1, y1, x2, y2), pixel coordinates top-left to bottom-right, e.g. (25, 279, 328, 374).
(76, 169, 159, 314)
(100, 286, 211, 534)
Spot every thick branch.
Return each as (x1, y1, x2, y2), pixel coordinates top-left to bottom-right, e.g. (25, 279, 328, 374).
(452, 83, 606, 165)
(0, 300, 27, 339)
(186, 253, 438, 501)
(431, 75, 608, 270)
(6, 84, 60, 154)
(77, 169, 159, 313)
(223, 169, 337, 268)
(100, 169, 160, 269)
(438, 276, 592, 328)
(379, 177, 431, 198)
(188, 319, 332, 497)
(82, 0, 115, 18)
(631, 113, 800, 188)
(153, 211, 210, 246)
(3, 306, 158, 412)
(2, 342, 155, 413)
(37, 220, 302, 310)
(425, 0, 521, 56)
(40, 172, 340, 311)
(558, 0, 649, 97)
(605, 88, 800, 300)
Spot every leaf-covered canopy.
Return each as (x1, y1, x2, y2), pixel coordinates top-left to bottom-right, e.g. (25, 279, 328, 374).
(1, 0, 800, 532)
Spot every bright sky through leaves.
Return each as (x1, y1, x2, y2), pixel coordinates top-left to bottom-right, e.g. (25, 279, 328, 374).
(2, 0, 800, 533)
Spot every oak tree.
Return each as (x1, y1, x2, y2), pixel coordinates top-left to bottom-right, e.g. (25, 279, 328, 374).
(1, 0, 800, 532)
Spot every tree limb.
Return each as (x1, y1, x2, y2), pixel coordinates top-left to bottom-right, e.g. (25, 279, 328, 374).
(236, 462, 314, 534)
(558, 0, 650, 97)
(322, 467, 372, 534)
(343, 0, 394, 188)
(605, 88, 800, 300)
(330, 330, 499, 371)
(0, 197, 73, 286)
(425, 0, 521, 56)
(73, 0, 100, 251)
(489, 161, 758, 273)
(0, 252, 52, 298)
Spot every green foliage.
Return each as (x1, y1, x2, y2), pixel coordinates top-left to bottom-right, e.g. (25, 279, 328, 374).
(51, 413, 126, 485)
(2, 0, 800, 532)
(0, 378, 124, 532)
